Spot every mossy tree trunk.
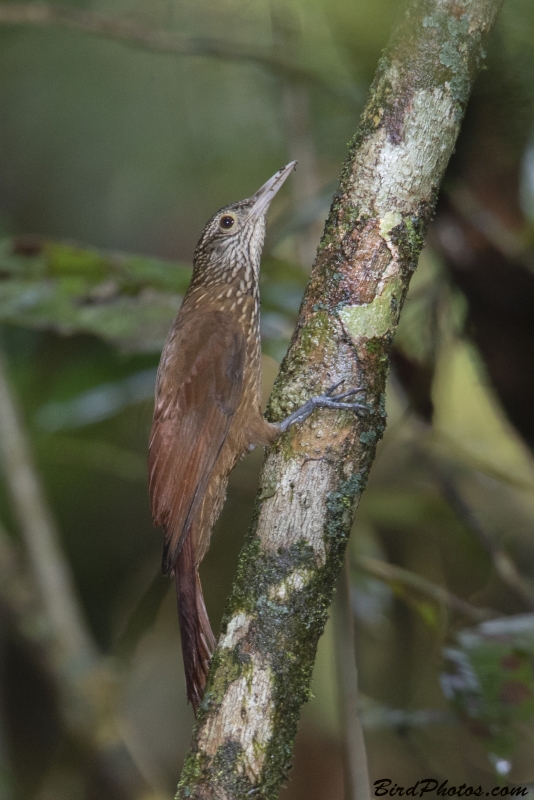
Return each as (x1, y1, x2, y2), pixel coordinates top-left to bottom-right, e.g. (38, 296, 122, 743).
(176, 0, 504, 797)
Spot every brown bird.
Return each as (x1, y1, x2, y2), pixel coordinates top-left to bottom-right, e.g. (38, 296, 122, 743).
(149, 163, 365, 712)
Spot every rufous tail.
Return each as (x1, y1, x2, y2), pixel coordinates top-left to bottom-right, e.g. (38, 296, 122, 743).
(174, 534, 216, 713)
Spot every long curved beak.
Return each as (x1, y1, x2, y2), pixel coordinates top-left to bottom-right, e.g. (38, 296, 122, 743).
(247, 161, 297, 220)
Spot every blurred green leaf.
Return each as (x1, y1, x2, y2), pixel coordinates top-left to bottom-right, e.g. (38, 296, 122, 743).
(0, 238, 190, 352)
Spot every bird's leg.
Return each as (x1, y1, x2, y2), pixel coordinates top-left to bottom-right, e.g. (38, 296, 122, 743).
(278, 380, 369, 434)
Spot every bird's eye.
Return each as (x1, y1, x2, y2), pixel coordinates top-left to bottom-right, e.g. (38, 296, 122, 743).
(220, 215, 235, 230)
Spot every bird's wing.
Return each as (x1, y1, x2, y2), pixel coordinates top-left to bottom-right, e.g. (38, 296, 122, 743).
(148, 311, 245, 573)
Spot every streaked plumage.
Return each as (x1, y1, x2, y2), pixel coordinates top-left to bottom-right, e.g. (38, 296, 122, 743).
(149, 165, 295, 710)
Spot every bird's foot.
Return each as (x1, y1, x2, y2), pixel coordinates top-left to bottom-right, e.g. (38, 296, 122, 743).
(278, 380, 368, 433)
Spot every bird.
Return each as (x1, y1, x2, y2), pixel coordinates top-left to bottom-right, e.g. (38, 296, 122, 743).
(148, 162, 366, 712)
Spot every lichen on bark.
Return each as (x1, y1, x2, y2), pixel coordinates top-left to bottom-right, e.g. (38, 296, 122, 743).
(176, 1, 504, 798)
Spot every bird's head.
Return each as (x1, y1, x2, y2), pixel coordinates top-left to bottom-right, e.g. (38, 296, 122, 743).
(192, 162, 296, 284)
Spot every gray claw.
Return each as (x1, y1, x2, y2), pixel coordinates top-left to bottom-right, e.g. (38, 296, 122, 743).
(312, 382, 366, 407)
(328, 387, 364, 402)
(278, 383, 369, 434)
(325, 378, 346, 397)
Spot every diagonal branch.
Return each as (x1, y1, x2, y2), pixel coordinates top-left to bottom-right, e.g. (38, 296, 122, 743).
(0, 344, 148, 798)
(355, 553, 495, 623)
(425, 453, 534, 610)
(175, 0, 504, 797)
(0, 343, 97, 671)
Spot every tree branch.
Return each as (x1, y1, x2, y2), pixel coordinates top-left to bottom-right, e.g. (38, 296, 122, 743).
(176, 1, 504, 797)
(334, 554, 371, 800)
(0, 343, 97, 671)
(0, 344, 148, 798)
(0, 2, 343, 95)
(0, 517, 53, 656)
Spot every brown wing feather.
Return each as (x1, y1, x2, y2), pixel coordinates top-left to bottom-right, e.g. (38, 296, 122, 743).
(148, 308, 245, 574)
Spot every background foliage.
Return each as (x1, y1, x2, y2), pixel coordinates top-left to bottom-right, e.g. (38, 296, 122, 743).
(1, 0, 534, 797)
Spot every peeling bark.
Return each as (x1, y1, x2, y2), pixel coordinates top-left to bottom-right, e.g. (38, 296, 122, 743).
(176, 1, 504, 798)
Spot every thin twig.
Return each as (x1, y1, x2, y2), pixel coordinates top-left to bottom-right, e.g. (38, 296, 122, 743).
(334, 553, 371, 800)
(355, 554, 495, 623)
(425, 454, 534, 610)
(0, 2, 348, 97)
(434, 429, 534, 493)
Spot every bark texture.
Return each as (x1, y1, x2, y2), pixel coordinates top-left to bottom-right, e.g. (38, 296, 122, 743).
(176, 1, 503, 797)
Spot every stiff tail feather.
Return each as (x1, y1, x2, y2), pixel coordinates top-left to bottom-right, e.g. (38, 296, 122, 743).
(175, 534, 217, 713)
